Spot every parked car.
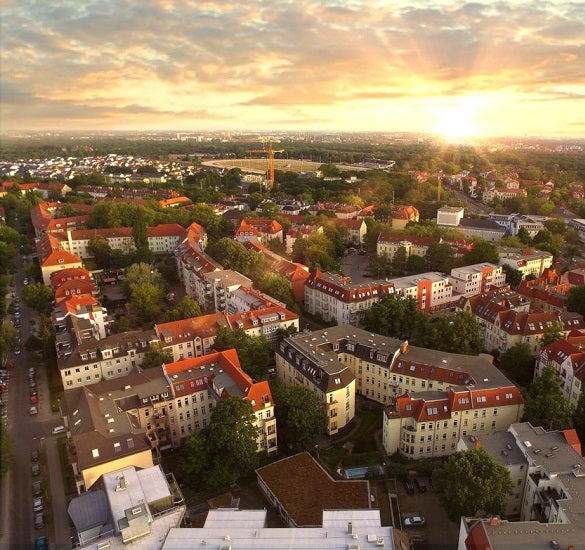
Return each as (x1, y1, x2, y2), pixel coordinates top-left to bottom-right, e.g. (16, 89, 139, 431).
(404, 516, 426, 527)
(29, 405, 38, 415)
(32, 481, 42, 496)
(33, 497, 43, 512)
(404, 478, 415, 494)
(414, 477, 427, 493)
(35, 536, 48, 550)
(31, 463, 40, 476)
(31, 449, 39, 462)
(30, 395, 38, 404)
(34, 513, 44, 529)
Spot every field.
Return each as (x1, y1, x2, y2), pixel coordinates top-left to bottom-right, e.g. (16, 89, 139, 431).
(202, 158, 335, 174)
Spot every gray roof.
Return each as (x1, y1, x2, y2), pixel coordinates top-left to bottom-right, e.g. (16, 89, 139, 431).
(68, 489, 110, 532)
(460, 432, 525, 467)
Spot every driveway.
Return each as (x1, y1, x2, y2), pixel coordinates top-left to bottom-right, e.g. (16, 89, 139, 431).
(342, 252, 372, 284)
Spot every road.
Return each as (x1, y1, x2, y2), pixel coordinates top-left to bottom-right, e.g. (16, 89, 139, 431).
(0, 257, 72, 549)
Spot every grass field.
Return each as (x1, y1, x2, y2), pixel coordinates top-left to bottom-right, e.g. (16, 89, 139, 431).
(203, 158, 326, 174)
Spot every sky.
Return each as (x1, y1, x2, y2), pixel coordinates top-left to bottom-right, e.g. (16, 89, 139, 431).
(1, 0, 584, 139)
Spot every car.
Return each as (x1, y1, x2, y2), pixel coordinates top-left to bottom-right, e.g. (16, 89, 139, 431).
(31, 463, 40, 476)
(32, 481, 42, 496)
(29, 405, 38, 415)
(404, 516, 426, 527)
(34, 513, 44, 529)
(30, 395, 38, 404)
(33, 497, 43, 512)
(414, 477, 427, 493)
(35, 536, 48, 550)
(31, 449, 39, 462)
(23, 278, 29, 285)
(403, 478, 415, 494)
(30, 388, 38, 397)
(14, 348, 21, 355)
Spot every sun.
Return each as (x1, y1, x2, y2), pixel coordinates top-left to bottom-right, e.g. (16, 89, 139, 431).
(432, 100, 481, 142)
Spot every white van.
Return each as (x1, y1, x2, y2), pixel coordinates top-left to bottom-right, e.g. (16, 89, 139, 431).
(52, 425, 66, 436)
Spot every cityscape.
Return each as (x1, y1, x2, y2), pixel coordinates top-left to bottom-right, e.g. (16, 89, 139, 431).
(1, 1, 585, 550)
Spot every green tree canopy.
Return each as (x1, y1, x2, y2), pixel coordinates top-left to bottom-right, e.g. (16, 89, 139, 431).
(258, 274, 296, 308)
(140, 341, 173, 369)
(522, 365, 573, 431)
(205, 397, 260, 488)
(162, 295, 202, 322)
(361, 295, 420, 340)
(573, 390, 585, 445)
(0, 320, 18, 367)
(566, 286, 585, 316)
(501, 264, 523, 289)
(497, 342, 535, 387)
(425, 242, 455, 273)
(275, 384, 327, 452)
(541, 321, 565, 347)
(464, 240, 500, 265)
(124, 262, 165, 295)
(88, 235, 114, 269)
(432, 447, 513, 521)
(129, 282, 164, 322)
(21, 283, 54, 314)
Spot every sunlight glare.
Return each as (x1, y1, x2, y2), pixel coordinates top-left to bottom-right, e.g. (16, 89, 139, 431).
(432, 100, 481, 142)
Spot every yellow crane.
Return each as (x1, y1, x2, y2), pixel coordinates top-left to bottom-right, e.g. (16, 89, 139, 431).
(247, 139, 284, 191)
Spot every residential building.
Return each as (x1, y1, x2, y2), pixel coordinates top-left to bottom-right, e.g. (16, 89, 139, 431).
(36, 233, 84, 285)
(162, 509, 395, 550)
(449, 263, 507, 298)
(304, 270, 396, 325)
(482, 186, 527, 203)
(458, 422, 585, 550)
(436, 206, 464, 226)
(68, 465, 185, 548)
(568, 218, 585, 242)
(58, 330, 157, 389)
(308, 202, 361, 219)
(534, 339, 585, 410)
(201, 269, 253, 312)
(517, 268, 570, 313)
(376, 232, 471, 263)
(284, 224, 323, 254)
(256, 452, 373, 527)
(275, 330, 356, 436)
(50, 267, 98, 303)
(51, 295, 109, 340)
(234, 218, 283, 244)
(488, 213, 545, 237)
(244, 240, 311, 302)
(154, 306, 299, 361)
(498, 247, 554, 280)
(455, 218, 507, 242)
(390, 204, 419, 230)
(392, 272, 453, 312)
(175, 242, 221, 305)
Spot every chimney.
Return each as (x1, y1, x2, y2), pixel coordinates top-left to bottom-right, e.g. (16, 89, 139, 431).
(489, 517, 499, 526)
(347, 522, 353, 534)
(475, 438, 481, 448)
(400, 340, 409, 354)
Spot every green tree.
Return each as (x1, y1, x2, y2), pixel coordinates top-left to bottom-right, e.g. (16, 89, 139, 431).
(425, 242, 455, 273)
(132, 207, 152, 263)
(162, 296, 202, 322)
(129, 282, 163, 322)
(259, 274, 296, 308)
(522, 366, 574, 430)
(0, 320, 18, 367)
(406, 254, 427, 275)
(541, 321, 564, 347)
(391, 246, 407, 275)
(206, 397, 260, 488)
(464, 240, 500, 265)
(573, 391, 585, 444)
(517, 227, 532, 245)
(181, 431, 208, 482)
(566, 286, 585, 316)
(275, 385, 328, 452)
(497, 342, 535, 387)
(501, 264, 523, 289)
(21, 283, 54, 314)
(124, 262, 165, 294)
(0, 418, 14, 478)
(446, 311, 484, 355)
(88, 235, 114, 268)
(361, 295, 420, 340)
(140, 341, 173, 369)
(432, 447, 513, 521)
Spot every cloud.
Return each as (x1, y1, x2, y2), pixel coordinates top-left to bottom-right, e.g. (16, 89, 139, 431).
(1, 0, 583, 135)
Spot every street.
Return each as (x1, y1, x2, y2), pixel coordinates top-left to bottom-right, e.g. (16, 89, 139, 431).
(0, 258, 72, 549)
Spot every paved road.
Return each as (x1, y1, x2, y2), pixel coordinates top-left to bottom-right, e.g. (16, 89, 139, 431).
(0, 258, 72, 549)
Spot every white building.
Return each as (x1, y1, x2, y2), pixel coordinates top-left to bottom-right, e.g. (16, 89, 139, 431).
(437, 206, 464, 226)
(392, 272, 453, 312)
(449, 263, 507, 298)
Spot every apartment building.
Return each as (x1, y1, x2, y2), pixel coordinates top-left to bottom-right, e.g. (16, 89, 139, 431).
(534, 340, 585, 410)
(498, 247, 554, 280)
(154, 306, 299, 361)
(37, 233, 84, 284)
(458, 423, 585, 550)
(449, 263, 507, 298)
(488, 213, 545, 237)
(52, 294, 109, 341)
(436, 206, 464, 226)
(234, 218, 283, 244)
(304, 270, 396, 325)
(58, 330, 157, 389)
(392, 272, 453, 313)
(376, 232, 471, 263)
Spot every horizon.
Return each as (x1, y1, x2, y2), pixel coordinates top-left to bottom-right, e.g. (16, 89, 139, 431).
(2, 1, 584, 139)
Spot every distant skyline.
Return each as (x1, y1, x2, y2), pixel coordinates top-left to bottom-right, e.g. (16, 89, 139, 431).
(1, 0, 584, 139)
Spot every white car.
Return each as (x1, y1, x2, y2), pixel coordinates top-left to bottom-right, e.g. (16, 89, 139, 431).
(404, 516, 426, 527)
(29, 405, 38, 415)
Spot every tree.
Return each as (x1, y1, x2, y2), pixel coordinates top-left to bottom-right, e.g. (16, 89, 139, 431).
(432, 447, 513, 521)
(129, 282, 163, 322)
(445, 311, 483, 355)
(406, 254, 427, 275)
(497, 342, 535, 387)
(22, 283, 54, 314)
(132, 207, 152, 263)
(566, 286, 585, 316)
(464, 240, 499, 265)
(275, 385, 328, 452)
(522, 366, 574, 430)
(425, 242, 454, 273)
(391, 246, 407, 275)
(181, 431, 208, 482)
(88, 235, 114, 268)
(212, 326, 271, 380)
(259, 274, 296, 308)
(140, 341, 173, 369)
(0, 320, 18, 368)
(517, 227, 532, 245)
(361, 295, 420, 340)
(162, 296, 202, 322)
(541, 321, 564, 347)
(573, 390, 585, 444)
(124, 262, 165, 294)
(501, 264, 523, 289)
(205, 397, 259, 487)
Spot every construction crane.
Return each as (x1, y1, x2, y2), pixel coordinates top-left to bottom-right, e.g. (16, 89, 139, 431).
(247, 139, 284, 191)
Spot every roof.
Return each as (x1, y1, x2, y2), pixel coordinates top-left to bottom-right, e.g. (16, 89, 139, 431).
(305, 270, 395, 303)
(256, 452, 371, 527)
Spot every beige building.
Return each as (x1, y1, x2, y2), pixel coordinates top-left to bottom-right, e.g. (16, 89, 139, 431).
(449, 263, 507, 298)
(498, 247, 554, 280)
(392, 272, 453, 313)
